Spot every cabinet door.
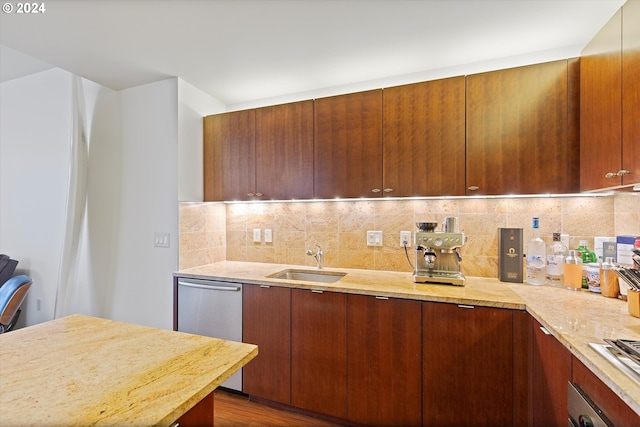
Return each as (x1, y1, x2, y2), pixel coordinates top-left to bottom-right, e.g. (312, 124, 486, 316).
(383, 77, 466, 197)
(622, 0, 640, 186)
(314, 90, 383, 199)
(242, 284, 291, 405)
(203, 109, 256, 201)
(255, 101, 314, 200)
(466, 60, 579, 195)
(532, 319, 571, 427)
(580, 10, 623, 191)
(572, 355, 640, 427)
(422, 302, 513, 426)
(291, 289, 347, 419)
(347, 295, 422, 426)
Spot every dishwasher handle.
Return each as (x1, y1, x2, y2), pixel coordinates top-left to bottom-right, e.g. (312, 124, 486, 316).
(177, 280, 241, 292)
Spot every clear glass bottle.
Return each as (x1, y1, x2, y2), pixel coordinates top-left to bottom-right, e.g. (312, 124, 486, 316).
(526, 217, 546, 285)
(575, 240, 597, 289)
(600, 257, 619, 298)
(546, 232, 568, 287)
(564, 250, 583, 291)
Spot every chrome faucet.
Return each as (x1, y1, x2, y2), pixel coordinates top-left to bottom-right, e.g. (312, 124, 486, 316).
(306, 245, 324, 269)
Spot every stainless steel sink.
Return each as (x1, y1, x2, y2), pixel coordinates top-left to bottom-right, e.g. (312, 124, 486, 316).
(268, 269, 346, 283)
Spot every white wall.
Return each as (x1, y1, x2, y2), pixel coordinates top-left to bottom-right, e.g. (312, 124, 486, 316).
(1, 70, 224, 330)
(104, 78, 179, 329)
(0, 68, 73, 325)
(177, 79, 225, 202)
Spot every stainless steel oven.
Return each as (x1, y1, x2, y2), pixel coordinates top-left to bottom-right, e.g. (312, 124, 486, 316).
(568, 382, 613, 427)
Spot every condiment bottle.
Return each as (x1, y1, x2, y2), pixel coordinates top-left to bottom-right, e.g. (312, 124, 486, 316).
(575, 240, 597, 289)
(564, 250, 583, 291)
(600, 257, 619, 298)
(546, 232, 568, 287)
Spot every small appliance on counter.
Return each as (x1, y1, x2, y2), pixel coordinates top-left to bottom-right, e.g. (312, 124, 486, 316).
(589, 339, 640, 386)
(413, 217, 465, 286)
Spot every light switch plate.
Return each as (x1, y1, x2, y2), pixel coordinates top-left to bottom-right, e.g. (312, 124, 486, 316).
(264, 229, 273, 243)
(154, 232, 170, 248)
(253, 229, 261, 243)
(367, 230, 383, 246)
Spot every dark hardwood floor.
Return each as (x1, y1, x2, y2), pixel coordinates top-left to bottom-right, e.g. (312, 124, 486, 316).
(214, 389, 346, 427)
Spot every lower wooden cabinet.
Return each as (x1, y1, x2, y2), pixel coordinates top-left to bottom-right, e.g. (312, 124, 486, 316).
(422, 302, 514, 426)
(346, 294, 422, 426)
(532, 318, 571, 427)
(572, 355, 640, 427)
(242, 284, 291, 405)
(291, 289, 347, 419)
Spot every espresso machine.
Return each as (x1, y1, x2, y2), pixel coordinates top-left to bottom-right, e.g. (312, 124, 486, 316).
(413, 217, 465, 286)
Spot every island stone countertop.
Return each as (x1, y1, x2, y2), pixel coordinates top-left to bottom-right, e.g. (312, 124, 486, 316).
(0, 314, 258, 426)
(176, 260, 640, 415)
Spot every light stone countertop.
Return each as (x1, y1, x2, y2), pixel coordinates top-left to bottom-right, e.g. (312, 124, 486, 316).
(176, 260, 640, 415)
(0, 314, 258, 426)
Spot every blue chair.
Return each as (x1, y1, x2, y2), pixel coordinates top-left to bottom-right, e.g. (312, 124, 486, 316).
(0, 275, 32, 333)
(0, 254, 19, 288)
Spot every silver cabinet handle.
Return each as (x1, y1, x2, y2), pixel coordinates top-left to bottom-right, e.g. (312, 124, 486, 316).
(617, 169, 630, 176)
(467, 186, 479, 191)
(371, 188, 381, 193)
(540, 326, 551, 335)
(605, 172, 617, 178)
(259, 284, 271, 288)
(375, 296, 389, 300)
(311, 289, 324, 293)
(383, 188, 393, 193)
(458, 304, 474, 309)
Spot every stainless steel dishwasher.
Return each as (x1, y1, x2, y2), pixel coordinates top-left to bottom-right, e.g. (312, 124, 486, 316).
(176, 277, 243, 391)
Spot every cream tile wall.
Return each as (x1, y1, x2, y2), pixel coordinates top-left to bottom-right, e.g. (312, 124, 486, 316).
(179, 193, 640, 277)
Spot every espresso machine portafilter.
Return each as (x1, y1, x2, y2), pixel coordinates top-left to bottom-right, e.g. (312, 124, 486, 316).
(413, 217, 465, 286)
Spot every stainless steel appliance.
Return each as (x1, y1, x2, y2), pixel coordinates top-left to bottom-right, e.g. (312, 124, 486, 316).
(176, 277, 243, 391)
(568, 382, 613, 427)
(589, 339, 640, 386)
(413, 218, 465, 286)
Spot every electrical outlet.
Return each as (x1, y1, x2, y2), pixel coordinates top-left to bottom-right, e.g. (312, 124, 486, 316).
(367, 230, 383, 247)
(400, 231, 412, 247)
(36, 298, 41, 311)
(253, 228, 261, 243)
(264, 229, 273, 243)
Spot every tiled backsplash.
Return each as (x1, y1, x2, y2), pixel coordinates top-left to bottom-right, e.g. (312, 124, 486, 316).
(179, 193, 640, 278)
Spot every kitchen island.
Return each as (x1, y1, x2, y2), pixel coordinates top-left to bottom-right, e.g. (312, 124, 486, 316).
(176, 260, 640, 419)
(0, 314, 257, 426)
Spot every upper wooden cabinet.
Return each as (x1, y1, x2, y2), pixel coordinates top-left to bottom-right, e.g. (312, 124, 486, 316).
(581, 1, 640, 190)
(203, 109, 256, 201)
(314, 90, 383, 199)
(203, 101, 313, 201)
(465, 59, 580, 195)
(255, 101, 314, 200)
(383, 77, 466, 197)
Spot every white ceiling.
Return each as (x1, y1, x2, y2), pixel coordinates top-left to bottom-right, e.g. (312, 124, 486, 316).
(0, 0, 625, 108)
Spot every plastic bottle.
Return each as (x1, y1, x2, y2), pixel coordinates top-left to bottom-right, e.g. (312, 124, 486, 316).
(600, 257, 619, 298)
(575, 240, 597, 289)
(546, 232, 568, 287)
(564, 250, 583, 291)
(526, 217, 546, 285)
